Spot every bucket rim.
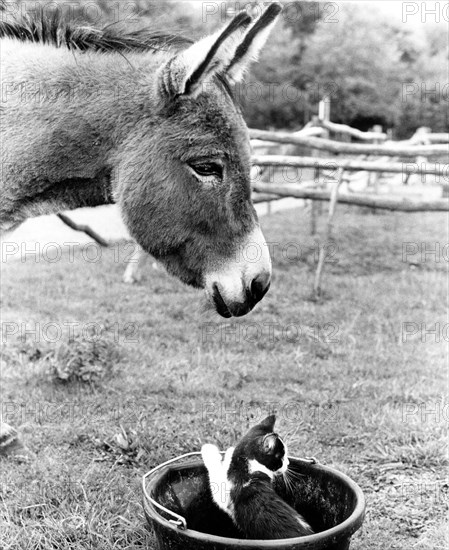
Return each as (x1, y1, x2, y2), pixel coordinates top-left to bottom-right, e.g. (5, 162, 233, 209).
(142, 452, 366, 547)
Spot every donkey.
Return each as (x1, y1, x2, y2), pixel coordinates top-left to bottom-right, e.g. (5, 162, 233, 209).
(0, 4, 283, 318)
(0, 6, 282, 456)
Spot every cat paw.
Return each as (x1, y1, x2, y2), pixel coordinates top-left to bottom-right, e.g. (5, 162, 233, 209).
(297, 514, 314, 535)
(201, 444, 221, 469)
(223, 446, 235, 468)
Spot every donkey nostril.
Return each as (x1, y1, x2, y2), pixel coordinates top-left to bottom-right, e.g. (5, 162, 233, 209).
(250, 272, 271, 304)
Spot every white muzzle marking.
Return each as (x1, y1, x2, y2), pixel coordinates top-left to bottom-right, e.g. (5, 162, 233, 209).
(205, 224, 272, 313)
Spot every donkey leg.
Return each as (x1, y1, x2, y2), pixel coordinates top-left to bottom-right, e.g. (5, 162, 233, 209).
(123, 244, 159, 283)
(123, 244, 145, 283)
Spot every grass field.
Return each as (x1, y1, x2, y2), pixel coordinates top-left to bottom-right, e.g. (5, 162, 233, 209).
(1, 206, 447, 549)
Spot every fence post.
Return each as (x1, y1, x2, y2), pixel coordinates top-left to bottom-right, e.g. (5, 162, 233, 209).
(368, 124, 383, 214)
(310, 164, 320, 235)
(318, 98, 331, 122)
(311, 99, 331, 235)
(415, 127, 431, 186)
(313, 167, 344, 297)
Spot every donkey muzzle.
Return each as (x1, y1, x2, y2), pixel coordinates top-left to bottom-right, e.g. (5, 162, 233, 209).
(211, 272, 271, 318)
(205, 226, 272, 318)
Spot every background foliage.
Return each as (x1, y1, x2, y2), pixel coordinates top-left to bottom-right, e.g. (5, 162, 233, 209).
(2, 0, 448, 137)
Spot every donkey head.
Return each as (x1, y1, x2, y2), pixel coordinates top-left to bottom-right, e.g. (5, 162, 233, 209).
(116, 4, 282, 317)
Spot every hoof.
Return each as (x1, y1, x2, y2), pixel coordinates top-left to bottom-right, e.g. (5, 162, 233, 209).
(123, 275, 141, 284)
(123, 263, 142, 284)
(0, 423, 34, 461)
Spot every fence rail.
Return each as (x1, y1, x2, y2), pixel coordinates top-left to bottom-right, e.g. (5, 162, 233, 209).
(252, 183, 449, 212)
(250, 114, 448, 296)
(410, 132, 449, 144)
(314, 119, 387, 141)
(252, 155, 448, 177)
(249, 129, 449, 157)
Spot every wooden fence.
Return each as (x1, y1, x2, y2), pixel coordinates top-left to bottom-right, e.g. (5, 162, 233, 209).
(249, 119, 449, 295)
(250, 129, 448, 157)
(57, 116, 447, 292)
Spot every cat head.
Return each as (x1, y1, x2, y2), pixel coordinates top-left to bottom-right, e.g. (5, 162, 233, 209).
(234, 415, 289, 478)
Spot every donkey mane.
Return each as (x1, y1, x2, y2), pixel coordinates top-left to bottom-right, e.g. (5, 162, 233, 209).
(0, 11, 237, 100)
(0, 11, 194, 52)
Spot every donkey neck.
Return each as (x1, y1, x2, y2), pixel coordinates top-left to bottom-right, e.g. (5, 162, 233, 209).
(0, 40, 173, 228)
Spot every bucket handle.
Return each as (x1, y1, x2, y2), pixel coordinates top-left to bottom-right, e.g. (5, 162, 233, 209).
(142, 452, 319, 531)
(142, 451, 202, 530)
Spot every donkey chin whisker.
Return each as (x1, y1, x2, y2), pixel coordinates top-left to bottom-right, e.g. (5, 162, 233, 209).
(200, 297, 217, 316)
(211, 284, 233, 318)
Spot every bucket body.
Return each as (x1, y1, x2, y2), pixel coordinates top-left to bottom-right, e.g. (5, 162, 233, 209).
(143, 455, 365, 550)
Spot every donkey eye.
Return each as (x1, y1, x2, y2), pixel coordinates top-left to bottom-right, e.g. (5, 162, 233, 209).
(188, 161, 224, 180)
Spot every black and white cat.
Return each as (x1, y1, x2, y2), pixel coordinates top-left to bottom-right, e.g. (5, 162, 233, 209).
(201, 415, 314, 539)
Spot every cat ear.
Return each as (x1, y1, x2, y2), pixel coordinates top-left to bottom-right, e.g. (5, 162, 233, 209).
(226, 3, 282, 83)
(156, 12, 251, 99)
(263, 433, 278, 452)
(259, 414, 276, 431)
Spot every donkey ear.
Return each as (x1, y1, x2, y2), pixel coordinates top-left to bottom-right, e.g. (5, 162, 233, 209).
(156, 12, 251, 99)
(259, 414, 276, 431)
(226, 3, 282, 83)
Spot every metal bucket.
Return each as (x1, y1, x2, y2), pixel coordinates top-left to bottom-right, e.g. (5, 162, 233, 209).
(142, 452, 365, 550)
